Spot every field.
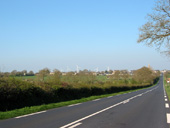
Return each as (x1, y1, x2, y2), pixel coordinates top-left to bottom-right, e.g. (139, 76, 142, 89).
(14, 76, 36, 80)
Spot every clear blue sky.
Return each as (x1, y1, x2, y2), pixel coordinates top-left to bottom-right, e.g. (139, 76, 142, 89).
(0, 0, 170, 72)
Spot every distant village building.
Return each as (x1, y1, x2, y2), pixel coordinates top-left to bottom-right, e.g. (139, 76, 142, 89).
(148, 64, 151, 69)
(161, 70, 167, 73)
(154, 70, 160, 73)
(167, 78, 170, 84)
(92, 72, 98, 76)
(62, 72, 67, 76)
(129, 70, 135, 75)
(50, 72, 54, 75)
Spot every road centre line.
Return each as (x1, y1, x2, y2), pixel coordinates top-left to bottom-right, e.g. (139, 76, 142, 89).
(15, 111, 46, 119)
(138, 94, 143, 97)
(60, 102, 122, 128)
(60, 87, 158, 128)
(68, 123, 82, 128)
(123, 99, 130, 104)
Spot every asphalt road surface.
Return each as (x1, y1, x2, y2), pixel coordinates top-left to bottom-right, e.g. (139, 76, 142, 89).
(0, 75, 169, 128)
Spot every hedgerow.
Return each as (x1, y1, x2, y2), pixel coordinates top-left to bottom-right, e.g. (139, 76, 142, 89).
(0, 67, 160, 111)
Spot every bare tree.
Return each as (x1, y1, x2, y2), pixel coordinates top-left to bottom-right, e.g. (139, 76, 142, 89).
(138, 0, 170, 55)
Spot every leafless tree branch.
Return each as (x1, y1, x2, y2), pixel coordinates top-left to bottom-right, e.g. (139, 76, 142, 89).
(138, 0, 170, 55)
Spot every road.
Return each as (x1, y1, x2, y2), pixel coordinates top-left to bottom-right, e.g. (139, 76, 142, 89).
(0, 75, 169, 128)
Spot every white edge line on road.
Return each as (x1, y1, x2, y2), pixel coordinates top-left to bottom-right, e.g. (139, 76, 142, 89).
(167, 114, 170, 123)
(68, 123, 82, 128)
(165, 99, 168, 101)
(107, 96, 113, 98)
(165, 103, 169, 108)
(68, 103, 82, 107)
(15, 111, 46, 119)
(60, 87, 158, 128)
(92, 99, 100, 102)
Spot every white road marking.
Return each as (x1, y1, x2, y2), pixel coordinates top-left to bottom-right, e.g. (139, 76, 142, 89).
(165, 96, 167, 98)
(107, 96, 113, 98)
(60, 87, 158, 128)
(138, 94, 143, 97)
(167, 114, 170, 123)
(123, 99, 130, 104)
(15, 111, 46, 119)
(165, 103, 169, 108)
(68, 103, 82, 107)
(60, 102, 122, 128)
(165, 99, 168, 101)
(68, 123, 82, 128)
(93, 99, 100, 101)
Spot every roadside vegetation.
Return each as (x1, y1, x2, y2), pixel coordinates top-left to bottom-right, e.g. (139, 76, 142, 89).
(164, 72, 170, 99)
(0, 67, 160, 119)
(0, 87, 157, 120)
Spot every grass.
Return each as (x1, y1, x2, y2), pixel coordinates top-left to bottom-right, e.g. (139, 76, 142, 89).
(164, 74, 170, 100)
(13, 76, 36, 80)
(0, 83, 156, 120)
(96, 75, 108, 82)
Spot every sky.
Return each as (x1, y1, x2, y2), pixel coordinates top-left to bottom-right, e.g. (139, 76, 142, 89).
(1, 0, 170, 72)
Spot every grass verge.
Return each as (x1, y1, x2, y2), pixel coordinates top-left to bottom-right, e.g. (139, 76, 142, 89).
(0, 84, 157, 120)
(164, 75, 170, 100)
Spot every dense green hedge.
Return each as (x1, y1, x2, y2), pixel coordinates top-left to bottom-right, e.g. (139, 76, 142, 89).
(0, 77, 159, 111)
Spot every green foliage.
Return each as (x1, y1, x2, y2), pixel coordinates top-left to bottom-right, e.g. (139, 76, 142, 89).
(0, 86, 154, 120)
(164, 72, 170, 100)
(0, 67, 160, 112)
(133, 67, 158, 84)
(37, 68, 50, 81)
